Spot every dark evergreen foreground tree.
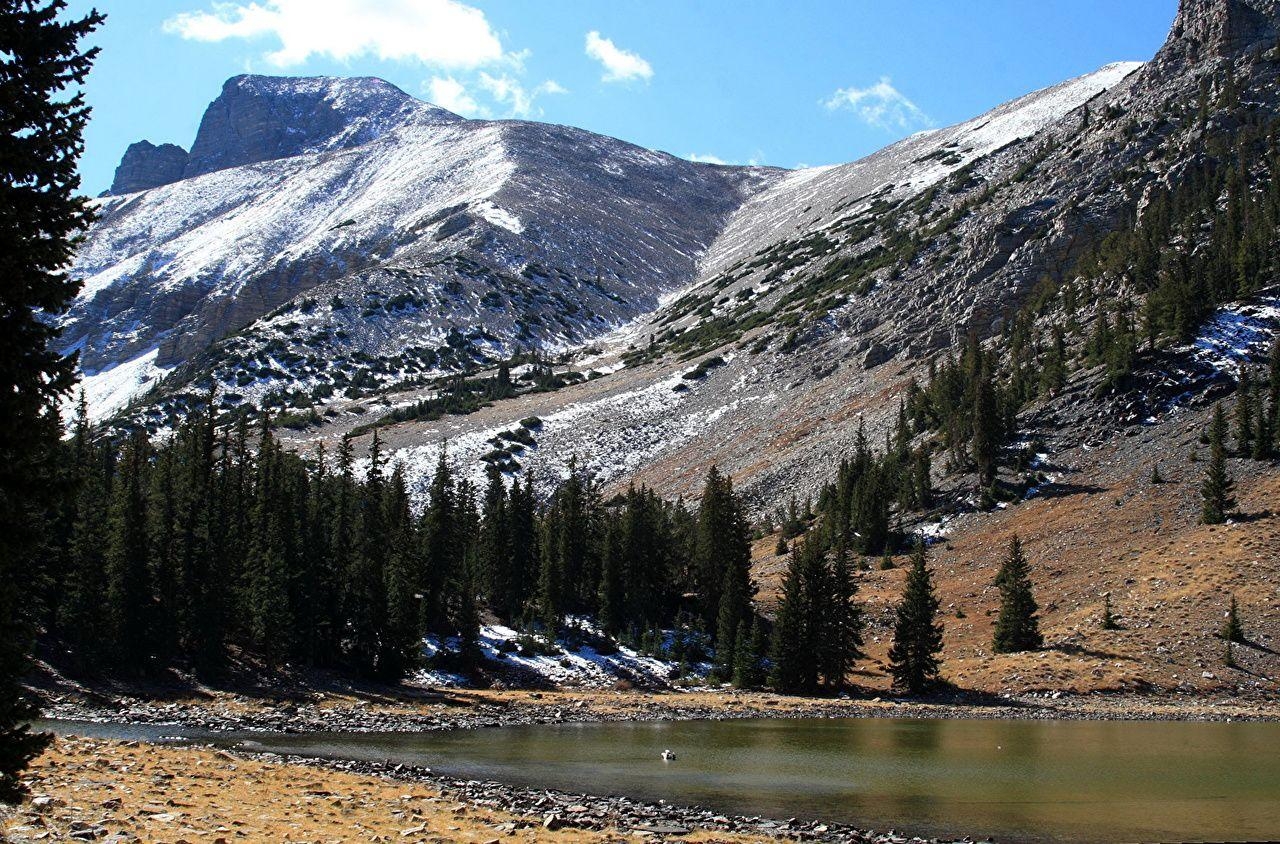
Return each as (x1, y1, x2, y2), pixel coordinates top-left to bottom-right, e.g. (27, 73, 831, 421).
(888, 541, 943, 694)
(1201, 403, 1235, 525)
(0, 0, 103, 803)
(768, 536, 864, 694)
(991, 535, 1042, 653)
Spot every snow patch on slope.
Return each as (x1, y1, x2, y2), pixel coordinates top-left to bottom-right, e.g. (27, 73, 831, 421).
(419, 620, 700, 689)
(1189, 294, 1280, 373)
(76, 348, 172, 421)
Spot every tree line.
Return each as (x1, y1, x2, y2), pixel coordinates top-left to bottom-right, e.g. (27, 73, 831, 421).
(39, 397, 765, 684)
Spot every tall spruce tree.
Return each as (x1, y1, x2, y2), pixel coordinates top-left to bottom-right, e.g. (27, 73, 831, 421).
(478, 465, 514, 618)
(991, 535, 1043, 653)
(768, 544, 815, 693)
(693, 467, 753, 675)
(821, 542, 864, 691)
(887, 540, 944, 694)
(1201, 403, 1236, 525)
(0, 0, 103, 801)
(1235, 364, 1255, 455)
(104, 430, 154, 672)
(732, 615, 767, 689)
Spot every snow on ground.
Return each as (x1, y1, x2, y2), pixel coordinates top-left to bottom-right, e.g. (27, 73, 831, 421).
(384, 360, 776, 506)
(1189, 294, 1280, 373)
(74, 347, 172, 422)
(474, 200, 524, 235)
(417, 619, 701, 689)
(697, 62, 1141, 285)
(916, 514, 961, 544)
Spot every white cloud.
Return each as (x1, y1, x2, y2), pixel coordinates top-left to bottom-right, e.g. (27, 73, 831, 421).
(478, 73, 567, 118)
(686, 150, 766, 167)
(165, 0, 507, 69)
(427, 75, 486, 116)
(584, 30, 652, 83)
(823, 76, 931, 131)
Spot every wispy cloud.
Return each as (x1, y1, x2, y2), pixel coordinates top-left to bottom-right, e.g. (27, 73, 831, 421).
(165, 0, 509, 69)
(478, 73, 567, 118)
(584, 31, 652, 83)
(823, 76, 931, 131)
(427, 75, 485, 116)
(686, 150, 766, 167)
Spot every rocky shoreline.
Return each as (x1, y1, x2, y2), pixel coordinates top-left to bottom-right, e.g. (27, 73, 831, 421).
(26, 688, 1280, 843)
(242, 751, 976, 844)
(37, 686, 1280, 736)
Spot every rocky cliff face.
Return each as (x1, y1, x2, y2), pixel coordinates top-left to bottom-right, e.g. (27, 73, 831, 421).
(108, 140, 189, 195)
(181, 75, 459, 180)
(1161, 0, 1280, 65)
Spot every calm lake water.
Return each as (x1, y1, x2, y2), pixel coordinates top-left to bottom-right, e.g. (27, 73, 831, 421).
(38, 716, 1280, 843)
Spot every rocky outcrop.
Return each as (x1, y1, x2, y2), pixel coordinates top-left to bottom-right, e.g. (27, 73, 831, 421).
(108, 140, 188, 194)
(183, 74, 458, 179)
(1159, 0, 1280, 67)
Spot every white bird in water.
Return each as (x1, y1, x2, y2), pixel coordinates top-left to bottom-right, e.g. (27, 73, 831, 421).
(661, 749, 676, 761)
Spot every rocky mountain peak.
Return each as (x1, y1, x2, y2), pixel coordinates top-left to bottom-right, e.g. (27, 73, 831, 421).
(1159, 0, 1280, 67)
(182, 74, 459, 180)
(107, 140, 189, 195)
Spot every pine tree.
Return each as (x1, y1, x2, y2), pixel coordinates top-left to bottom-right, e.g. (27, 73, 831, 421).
(1201, 403, 1236, 525)
(732, 615, 767, 689)
(58, 436, 111, 659)
(478, 465, 514, 618)
(1101, 593, 1119, 630)
(1221, 594, 1245, 644)
(0, 0, 104, 802)
(597, 517, 624, 635)
(887, 540, 943, 694)
(419, 449, 459, 632)
(346, 433, 390, 676)
(991, 535, 1043, 653)
(693, 466, 753, 658)
(104, 431, 154, 672)
(913, 446, 933, 509)
(380, 466, 421, 680)
(821, 542, 864, 691)
(1235, 364, 1255, 454)
(971, 361, 999, 486)
(768, 545, 813, 693)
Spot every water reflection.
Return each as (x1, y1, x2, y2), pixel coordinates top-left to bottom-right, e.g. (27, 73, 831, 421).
(36, 716, 1280, 844)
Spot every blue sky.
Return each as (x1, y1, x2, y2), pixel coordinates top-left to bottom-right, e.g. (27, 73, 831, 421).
(66, 0, 1177, 195)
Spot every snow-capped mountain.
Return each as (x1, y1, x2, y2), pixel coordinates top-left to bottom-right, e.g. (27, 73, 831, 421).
(67, 75, 780, 418)
(218, 0, 1278, 516)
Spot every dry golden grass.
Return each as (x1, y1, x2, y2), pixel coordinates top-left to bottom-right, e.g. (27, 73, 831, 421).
(2, 737, 772, 844)
(749, 417, 1280, 696)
